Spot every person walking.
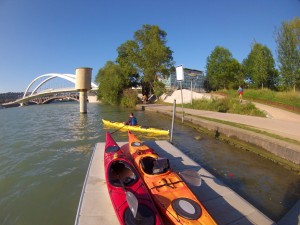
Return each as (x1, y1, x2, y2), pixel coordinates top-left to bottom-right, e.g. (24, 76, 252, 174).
(238, 86, 243, 103)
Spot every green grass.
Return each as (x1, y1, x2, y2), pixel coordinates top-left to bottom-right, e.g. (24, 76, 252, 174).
(182, 96, 266, 117)
(216, 89, 300, 112)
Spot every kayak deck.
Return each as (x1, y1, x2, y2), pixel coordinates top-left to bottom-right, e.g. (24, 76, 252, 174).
(75, 141, 275, 225)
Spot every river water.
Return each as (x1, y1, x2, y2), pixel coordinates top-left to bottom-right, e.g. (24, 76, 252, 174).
(0, 102, 299, 225)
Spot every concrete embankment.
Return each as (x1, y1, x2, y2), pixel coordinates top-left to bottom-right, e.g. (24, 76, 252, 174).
(141, 104, 300, 171)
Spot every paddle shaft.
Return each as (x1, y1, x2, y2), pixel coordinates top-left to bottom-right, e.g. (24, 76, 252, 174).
(110, 125, 126, 134)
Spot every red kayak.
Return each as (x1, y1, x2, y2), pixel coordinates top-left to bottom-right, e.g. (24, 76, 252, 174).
(104, 132, 164, 225)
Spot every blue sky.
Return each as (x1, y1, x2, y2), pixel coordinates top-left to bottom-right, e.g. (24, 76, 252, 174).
(0, 0, 299, 93)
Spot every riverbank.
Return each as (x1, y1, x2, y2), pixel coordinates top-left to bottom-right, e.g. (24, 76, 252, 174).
(140, 104, 300, 172)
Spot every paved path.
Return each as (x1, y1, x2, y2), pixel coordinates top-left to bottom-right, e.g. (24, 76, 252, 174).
(143, 103, 300, 143)
(252, 102, 300, 122)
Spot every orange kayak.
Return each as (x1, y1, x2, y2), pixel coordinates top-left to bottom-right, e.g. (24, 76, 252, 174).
(127, 131, 217, 225)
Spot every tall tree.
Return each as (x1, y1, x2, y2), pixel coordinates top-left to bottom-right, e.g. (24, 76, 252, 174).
(275, 17, 300, 92)
(243, 42, 278, 89)
(116, 25, 174, 95)
(206, 46, 241, 90)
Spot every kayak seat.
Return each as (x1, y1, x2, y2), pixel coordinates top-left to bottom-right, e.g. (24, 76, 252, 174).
(109, 161, 137, 186)
(153, 158, 170, 174)
(141, 157, 170, 175)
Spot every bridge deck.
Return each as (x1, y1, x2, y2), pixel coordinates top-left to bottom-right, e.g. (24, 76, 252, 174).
(75, 141, 275, 225)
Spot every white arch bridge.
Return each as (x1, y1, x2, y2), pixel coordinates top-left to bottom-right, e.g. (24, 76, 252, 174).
(3, 73, 98, 107)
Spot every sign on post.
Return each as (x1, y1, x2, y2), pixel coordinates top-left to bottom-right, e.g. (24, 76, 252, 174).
(176, 65, 184, 123)
(176, 65, 184, 81)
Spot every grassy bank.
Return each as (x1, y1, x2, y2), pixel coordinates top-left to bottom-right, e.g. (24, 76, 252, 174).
(182, 97, 266, 117)
(216, 89, 300, 113)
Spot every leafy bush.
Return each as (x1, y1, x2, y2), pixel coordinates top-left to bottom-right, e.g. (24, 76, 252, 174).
(121, 89, 138, 108)
(217, 97, 230, 112)
(228, 100, 265, 116)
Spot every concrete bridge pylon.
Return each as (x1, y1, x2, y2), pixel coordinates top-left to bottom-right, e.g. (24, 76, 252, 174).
(75, 68, 92, 114)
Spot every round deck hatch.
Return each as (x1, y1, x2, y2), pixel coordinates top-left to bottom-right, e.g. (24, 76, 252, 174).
(172, 198, 202, 220)
(131, 142, 143, 147)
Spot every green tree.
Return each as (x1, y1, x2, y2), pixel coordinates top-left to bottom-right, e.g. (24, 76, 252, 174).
(153, 80, 166, 98)
(116, 25, 174, 95)
(95, 61, 129, 105)
(243, 42, 278, 89)
(228, 58, 244, 89)
(206, 46, 242, 90)
(275, 17, 300, 92)
(116, 40, 139, 87)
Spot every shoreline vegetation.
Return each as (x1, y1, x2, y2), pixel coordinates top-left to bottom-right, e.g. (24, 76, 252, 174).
(183, 97, 266, 117)
(96, 19, 300, 113)
(214, 89, 300, 114)
(144, 88, 300, 172)
(156, 88, 300, 116)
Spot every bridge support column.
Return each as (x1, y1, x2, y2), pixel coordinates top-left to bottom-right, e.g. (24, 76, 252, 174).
(75, 67, 92, 114)
(79, 91, 88, 113)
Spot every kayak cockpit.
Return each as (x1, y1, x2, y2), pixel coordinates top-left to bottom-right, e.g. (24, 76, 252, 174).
(108, 161, 138, 186)
(141, 156, 170, 175)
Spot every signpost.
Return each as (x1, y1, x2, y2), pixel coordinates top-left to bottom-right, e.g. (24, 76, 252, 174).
(176, 65, 184, 123)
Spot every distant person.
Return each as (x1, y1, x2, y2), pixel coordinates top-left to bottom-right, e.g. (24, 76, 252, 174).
(238, 86, 243, 103)
(124, 113, 138, 126)
(142, 95, 147, 104)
